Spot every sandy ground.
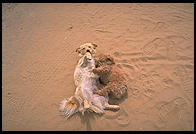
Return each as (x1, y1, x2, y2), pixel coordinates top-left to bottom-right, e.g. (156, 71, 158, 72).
(2, 3, 194, 131)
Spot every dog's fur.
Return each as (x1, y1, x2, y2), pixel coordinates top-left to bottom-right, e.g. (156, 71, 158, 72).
(93, 54, 128, 100)
(59, 43, 119, 118)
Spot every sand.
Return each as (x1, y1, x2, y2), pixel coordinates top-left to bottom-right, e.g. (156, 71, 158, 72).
(2, 3, 194, 131)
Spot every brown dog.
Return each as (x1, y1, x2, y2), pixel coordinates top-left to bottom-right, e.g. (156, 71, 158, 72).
(93, 54, 128, 100)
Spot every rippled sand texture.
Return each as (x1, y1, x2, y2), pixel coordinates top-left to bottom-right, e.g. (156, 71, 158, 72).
(2, 3, 194, 131)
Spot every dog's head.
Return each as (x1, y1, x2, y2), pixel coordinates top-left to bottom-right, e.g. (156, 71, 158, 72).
(76, 43, 98, 58)
(95, 54, 115, 68)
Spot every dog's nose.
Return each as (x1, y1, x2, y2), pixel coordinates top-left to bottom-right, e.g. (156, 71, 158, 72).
(86, 50, 90, 53)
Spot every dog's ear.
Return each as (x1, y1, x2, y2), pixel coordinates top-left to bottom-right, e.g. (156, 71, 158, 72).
(106, 56, 115, 65)
(92, 43, 98, 48)
(75, 47, 80, 53)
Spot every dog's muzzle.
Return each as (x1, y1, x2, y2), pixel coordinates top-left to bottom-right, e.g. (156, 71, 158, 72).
(85, 52, 92, 60)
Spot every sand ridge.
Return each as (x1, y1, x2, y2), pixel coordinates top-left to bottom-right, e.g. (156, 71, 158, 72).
(2, 3, 194, 130)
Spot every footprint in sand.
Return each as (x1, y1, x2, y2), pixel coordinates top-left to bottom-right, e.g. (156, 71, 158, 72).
(166, 40, 178, 61)
(172, 66, 194, 104)
(137, 71, 159, 99)
(104, 107, 130, 127)
(173, 66, 187, 82)
(105, 107, 130, 127)
(157, 97, 190, 125)
(142, 38, 160, 56)
(182, 79, 194, 105)
(115, 109, 130, 127)
(159, 97, 193, 130)
(104, 109, 121, 119)
(142, 38, 167, 57)
(142, 80, 156, 98)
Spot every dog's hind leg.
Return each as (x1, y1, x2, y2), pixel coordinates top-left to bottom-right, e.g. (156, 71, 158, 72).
(104, 103, 120, 110)
(89, 104, 104, 114)
(84, 99, 90, 109)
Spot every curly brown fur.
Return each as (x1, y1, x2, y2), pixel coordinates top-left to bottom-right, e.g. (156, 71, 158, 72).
(93, 54, 128, 100)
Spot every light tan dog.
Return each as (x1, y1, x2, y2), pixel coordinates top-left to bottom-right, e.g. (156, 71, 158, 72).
(74, 43, 98, 87)
(59, 43, 119, 118)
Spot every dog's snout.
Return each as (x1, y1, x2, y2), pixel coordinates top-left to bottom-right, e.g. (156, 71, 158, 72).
(86, 49, 90, 53)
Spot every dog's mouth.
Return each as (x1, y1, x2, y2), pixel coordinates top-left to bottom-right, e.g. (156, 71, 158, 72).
(86, 49, 91, 53)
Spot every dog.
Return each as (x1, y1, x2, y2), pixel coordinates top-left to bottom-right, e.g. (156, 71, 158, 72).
(93, 54, 128, 100)
(59, 43, 119, 118)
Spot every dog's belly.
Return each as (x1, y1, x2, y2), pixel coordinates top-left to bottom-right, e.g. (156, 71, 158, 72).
(81, 76, 97, 98)
(81, 75, 108, 110)
(74, 64, 95, 87)
(74, 58, 108, 113)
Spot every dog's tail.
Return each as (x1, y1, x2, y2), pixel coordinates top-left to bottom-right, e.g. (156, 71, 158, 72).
(59, 96, 80, 118)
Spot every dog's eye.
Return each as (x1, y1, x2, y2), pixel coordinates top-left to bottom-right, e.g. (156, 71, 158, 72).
(106, 58, 111, 61)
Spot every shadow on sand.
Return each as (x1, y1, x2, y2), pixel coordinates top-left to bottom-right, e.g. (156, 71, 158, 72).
(66, 110, 102, 130)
